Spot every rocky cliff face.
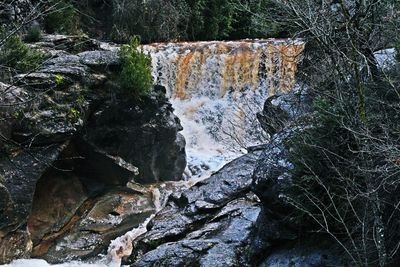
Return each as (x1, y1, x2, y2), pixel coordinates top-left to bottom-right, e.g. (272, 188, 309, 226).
(0, 34, 186, 264)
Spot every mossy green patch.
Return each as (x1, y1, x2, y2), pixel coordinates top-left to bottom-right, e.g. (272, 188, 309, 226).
(68, 107, 81, 122)
(54, 74, 65, 87)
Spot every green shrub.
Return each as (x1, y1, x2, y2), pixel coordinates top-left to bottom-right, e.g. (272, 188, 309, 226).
(118, 37, 153, 98)
(0, 32, 45, 76)
(44, 0, 79, 34)
(24, 24, 42, 43)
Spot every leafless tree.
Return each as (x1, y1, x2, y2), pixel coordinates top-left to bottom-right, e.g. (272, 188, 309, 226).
(236, 1, 400, 266)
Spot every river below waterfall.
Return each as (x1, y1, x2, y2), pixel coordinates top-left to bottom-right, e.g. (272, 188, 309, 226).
(1, 39, 304, 267)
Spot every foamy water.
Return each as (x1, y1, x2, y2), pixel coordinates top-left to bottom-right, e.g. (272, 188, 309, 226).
(145, 40, 304, 178)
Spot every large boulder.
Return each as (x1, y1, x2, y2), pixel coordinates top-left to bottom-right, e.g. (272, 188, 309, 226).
(257, 89, 309, 136)
(129, 150, 264, 266)
(259, 244, 349, 267)
(77, 50, 120, 70)
(135, 196, 260, 267)
(11, 53, 94, 146)
(252, 128, 295, 214)
(252, 87, 310, 227)
(82, 85, 186, 184)
(250, 89, 351, 266)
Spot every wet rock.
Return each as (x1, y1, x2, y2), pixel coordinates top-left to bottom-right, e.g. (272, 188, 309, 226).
(131, 151, 263, 266)
(39, 178, 194, 263)
(0, 180, 13, 234)
(259, 244, 349, 267)
(0, 35, 186, 264)
(248, 126, 305, 259)
(183, 156, 256, 204)
(0, 230, 32, 264)
(0, 143, 67, 264)
(71, 139, 140, 188)
(140, 152, 260, 244)
(40, 188, 156, 262)
(133, 194, 261, 267)
(78, 50, 119, 70)
(257, 89, 309, 136)
(82, 85, 186, 183)
(252, 128, 296, 214)
(27, 172, 88, 246)
(0, 144, 68, 234)
(257, 96, 290, 136)
(134, 240, 218, 267)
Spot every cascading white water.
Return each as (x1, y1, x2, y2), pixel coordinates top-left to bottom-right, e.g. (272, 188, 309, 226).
(144, 40, 304, 178)
(1, 39, 304, 267)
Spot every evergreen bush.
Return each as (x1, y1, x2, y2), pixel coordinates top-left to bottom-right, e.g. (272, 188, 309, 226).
(24, 24, 42, 43)
(44, 0, 79, 34)
(0, 32, 44, 77)
(118, 37, 153, 98)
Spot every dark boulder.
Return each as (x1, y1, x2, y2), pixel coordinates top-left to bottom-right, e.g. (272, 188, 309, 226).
(259, 242, 349, 267)
(252, 128, 296, 214)
(82, 85, 186, 184)
(250, 91, 352, 266)
(134, 195, 261, 267)
(257, 89, 309, 136)
(130, 151, 263, 266)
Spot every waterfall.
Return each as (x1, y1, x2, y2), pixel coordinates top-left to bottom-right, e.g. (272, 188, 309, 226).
(106, 40, 305, 265)
(2, 39, 304, 267)
(144, 40, 304, 178)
